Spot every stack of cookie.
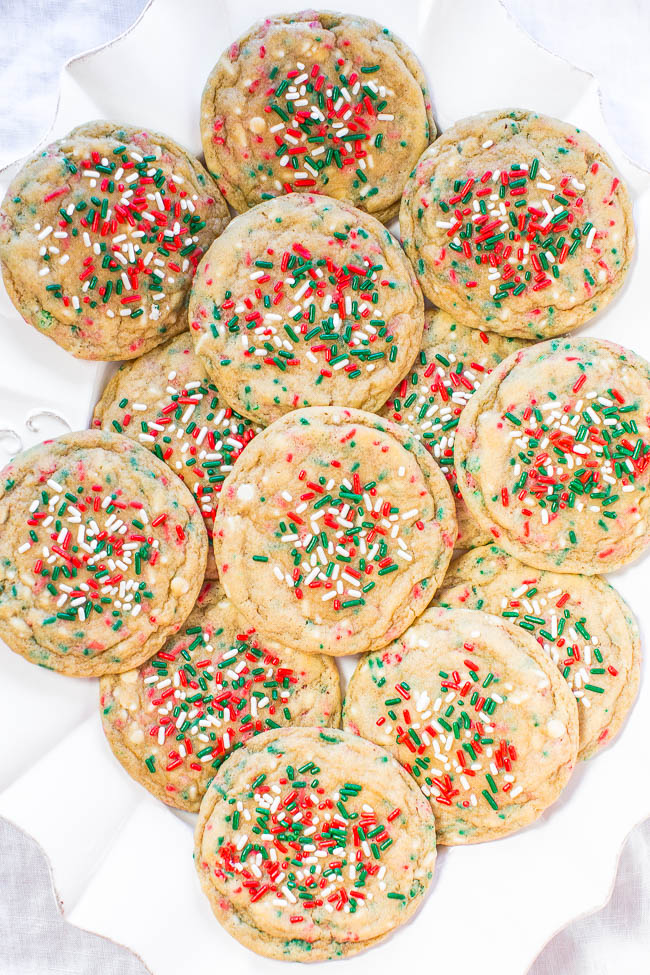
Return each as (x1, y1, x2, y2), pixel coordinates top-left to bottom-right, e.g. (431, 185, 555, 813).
(0, 9, 646, 963)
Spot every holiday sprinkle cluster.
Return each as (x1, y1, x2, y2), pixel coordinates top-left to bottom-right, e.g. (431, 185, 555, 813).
(33, 144, 209, 321)
(372, 648, 521, 813)
(262, 462, 421, 610)
(101, 370, 258, 538)
(427, 158, 618, 321)
(17, 474, 164, 629)
(500, 370, 649, 553)
(215, 744, 403, 917)
(139, 619, 301, 780)
(214, 52, 398, 200)
(196, 234, 401, 386)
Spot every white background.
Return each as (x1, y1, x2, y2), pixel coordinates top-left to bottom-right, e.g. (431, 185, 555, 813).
(0, 2, 648, 973)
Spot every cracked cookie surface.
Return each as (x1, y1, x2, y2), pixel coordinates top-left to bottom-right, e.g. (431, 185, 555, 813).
(194, 727, 436, 960)
(201, 11, 434, 222)
(0, 430, 207, 676)
(343, 605, 579, 843)
(100, 579, 340, 810)
(400, 109, 634, 339)
(0, 121, 229, 359)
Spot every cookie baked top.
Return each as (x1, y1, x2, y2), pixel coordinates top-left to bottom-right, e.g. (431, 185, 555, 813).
(343, 605, 579, 844)
(380, 309, 528, 549)
(400, 109, 634, 339)
(437, 545, 640, 760)
(0, 122, 229, 360)
(213, 406, 456, 657)
(200, 11, 435, 222)
(100, 578, 340, 811)
(194, 727, 436, 961)
(455, 337, 650, 573)
(0, 430, 207, 677)
(93, 332, 261, 576)
(189, 193, 424, 424)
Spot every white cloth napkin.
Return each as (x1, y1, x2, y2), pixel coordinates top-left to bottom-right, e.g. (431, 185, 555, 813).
(0, 816, 151, 975)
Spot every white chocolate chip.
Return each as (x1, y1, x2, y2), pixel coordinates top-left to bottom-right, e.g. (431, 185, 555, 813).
(120, 669, 139, 684)
(547, 718, 567, 738)
(127, 724, 145, 744)
(9, 617, 30, 635)
(249, 116, 266, 135)
(171, 576, 190, 596)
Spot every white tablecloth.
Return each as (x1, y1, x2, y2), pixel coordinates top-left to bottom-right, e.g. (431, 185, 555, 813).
(0, 2, 648, 973)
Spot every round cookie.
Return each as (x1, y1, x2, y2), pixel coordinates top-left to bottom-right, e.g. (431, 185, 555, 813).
(455, 337, 650, 574)
(380, 309, 529, 549)
(343, 605, 579, 844)
(194, 727, 436, 960)
(436, 545, 640, 760)
(189, 193, 424, 425)
(0, 121, 229, 360)
(212, 406, 457, 657)
(100, 579, 340, 811)
(200, 11, 435, 223)
(400, 109, 634, 339)
(0, 430, 207, 677)
(93, 332, 261, 578)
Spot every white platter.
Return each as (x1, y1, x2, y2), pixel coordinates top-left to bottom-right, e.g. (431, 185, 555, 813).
(0, 1, 648, 973)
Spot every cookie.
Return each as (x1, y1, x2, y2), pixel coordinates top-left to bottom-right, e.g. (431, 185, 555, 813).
(380, 309, 528, 549)
(343, 605, 579, 844)
(200, 11, 435, 223)
(0, 430, 207, 677)
(212, 406, 456, 657)
(436, 545, 640, 760)
(194, 727, 436, 960)
(93, 332, 261, 578)
(455, 337, 650, 574)
(0, 121, 229, 360)
(400, 109, 634, 339)
(100, 579, 340, 811)
(189, 193, 424, 425)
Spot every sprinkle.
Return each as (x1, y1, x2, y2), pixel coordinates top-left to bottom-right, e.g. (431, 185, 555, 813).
(414, 149, 606, 315)
(207, 751, 402, 917)
(383, 331, 500, 514)
(32, 140, 213, 326)
(377, 653, 520, 814)
(499, 364, 648, 558)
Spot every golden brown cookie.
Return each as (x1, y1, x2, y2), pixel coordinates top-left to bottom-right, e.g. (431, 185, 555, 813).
(436, 545, 640, 760)
(455, 337, 650, 573)
(344, 605, 579, 843)
(93, 332, 261, 578)
(0, 121, 229, 359)
(100, 579, 340, 810)
(0, 430, 207, 676)
(194, 727, 436, 959)
(212, 406, 457, 657)
(189, 193, 424, 425)
(400, 109, 634, 338)
(201, 11, 435, 222)
(380, 309, 529, 549)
